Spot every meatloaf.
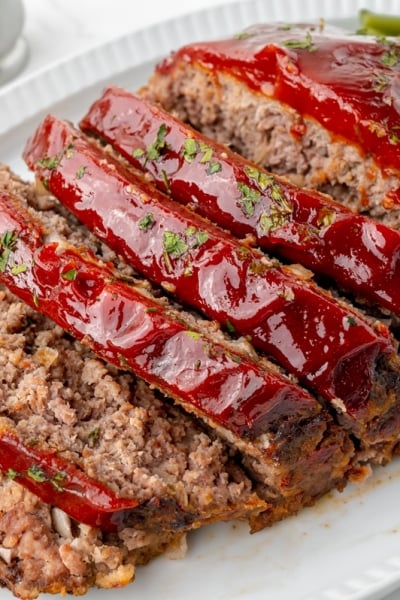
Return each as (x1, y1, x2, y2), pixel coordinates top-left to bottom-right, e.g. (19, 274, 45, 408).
(0, 163, 354, 535)
(142, 21, 400, 228)
(0, 167, 278, 598)
(22, 113, 400, 464)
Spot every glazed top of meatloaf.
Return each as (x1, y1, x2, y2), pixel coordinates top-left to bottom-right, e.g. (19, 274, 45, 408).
(155, 22, 400, 178)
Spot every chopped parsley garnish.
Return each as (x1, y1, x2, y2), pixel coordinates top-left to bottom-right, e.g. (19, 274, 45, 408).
(10, 263, 27, 275)
(0, 230, 18, 273)
(185, 330, 202, 341)
(147, 123, 169, 160)
(163, 231, 189, 259)
(198, 142, 214, 164)
(133, 147, 146, 159)
(225, 319, 236, 334)
(346, 316, 357, 327)
(139, 213, 155, 231)
(244, 165, 275, 191)
(182, 138, 198, 162)
(27, 465, 47, 483)
(6, 468, 19, 480)
(162, 226, 209, 272)
(182, 138, 222, 175)
(317, 207, 336, 228)
(88, 427, 101, 448)
(237, 182, 261, 217)
(62, 268, 78, 281)
(75, 165, 87, 179)
(227, 353, 242, 364)
(234, 31, 257, 40)
(36, 154, 60, 170)
(195, 230, 209, 246)
(207, 161, 222, 175)
(259, 208, 287, 233)
(50, 472, 66, 492)
(65, 142, 75, 159)
(282, 31, 317, 52)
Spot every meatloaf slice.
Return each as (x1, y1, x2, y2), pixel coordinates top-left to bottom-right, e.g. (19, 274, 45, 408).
(142, 22, 400, 228)
(0, 468, 184, 599)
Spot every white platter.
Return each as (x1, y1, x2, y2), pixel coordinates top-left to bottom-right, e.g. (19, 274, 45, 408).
(1, 0, 400, 598)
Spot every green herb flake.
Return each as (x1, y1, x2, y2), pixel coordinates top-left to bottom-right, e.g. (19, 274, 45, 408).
(234, 31, 257, 40)
(196, 230, 209, 246)
(207, 161, 222, 175)
(27, 465, 47, 483)
(51, 472, 66, 492)
(389, 129, 400, 145)
(199, 142, 214, 164)
(65, 143, 74, 159)
(194, 359, 202, 370)
(381, 50, 400, 67)
(282, 31, 317, 52)
(88, 427, 101, 448)
(6, 468, 19, 480)
(259, 208, 287, 234)
(10, 263, 27, 276)
(133, 147, 146, 159)
(186, 330, 202, 341)
(162, 231, 188, 272)
(139, 213, 155, 231)
(317, 207, 336, 228)
(237, 182, 261, 217)
(163, 231, 188, 259)
(372, 71, 390, 92)
(62, 268, 78, 281)
(185, 225, 197, 237)
(75, 165, 87, 179)
(236, 246, 251, 261)
(225, 319, 236, 334)
(227, 353, 242, 364)
(182, 138, 198, 163)
(346, 316, 357, 327)
(147, 123, 169, 161)
(0, 230, 18, 273)
(36, 154, 60, 170)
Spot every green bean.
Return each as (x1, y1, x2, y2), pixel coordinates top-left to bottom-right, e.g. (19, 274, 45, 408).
(359, 9, 400, 36)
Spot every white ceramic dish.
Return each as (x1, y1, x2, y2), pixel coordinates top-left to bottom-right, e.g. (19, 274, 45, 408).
(1, 0, 400, 598)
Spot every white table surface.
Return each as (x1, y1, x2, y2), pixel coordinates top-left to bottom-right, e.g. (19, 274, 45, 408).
(2, 1, 400, 599)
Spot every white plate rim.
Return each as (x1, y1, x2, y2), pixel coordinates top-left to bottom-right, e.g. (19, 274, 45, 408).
(1, 1, 400, 599)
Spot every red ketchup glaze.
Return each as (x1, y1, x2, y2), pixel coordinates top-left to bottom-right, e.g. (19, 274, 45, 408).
(0, 430, 140, 532)
(22, 115, 394, 414)
(155, 22, 400, 192)
(80, 87, 400, 318)
(0, 190, 318, 440)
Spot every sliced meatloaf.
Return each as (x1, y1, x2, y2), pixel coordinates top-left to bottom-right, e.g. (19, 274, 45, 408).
(1, 163, 354, 530)
(142, 22, 400, 228)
